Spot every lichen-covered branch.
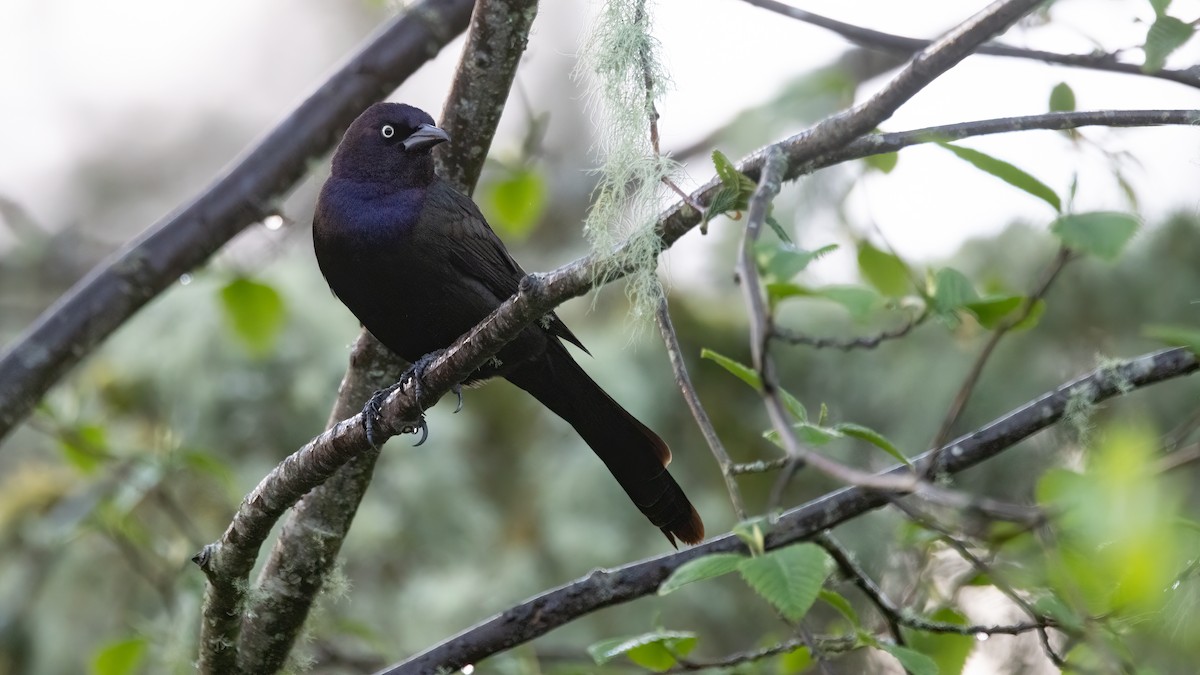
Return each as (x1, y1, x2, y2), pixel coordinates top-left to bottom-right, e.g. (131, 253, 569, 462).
(209, 1, 541, 672)
(379, 348, 1198, 674)
(741, 0, 1200, 90)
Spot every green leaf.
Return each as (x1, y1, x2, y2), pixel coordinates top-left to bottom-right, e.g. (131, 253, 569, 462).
(588, 632, 697, 670)
(937, 142, 1061, 212)
(1144, 15, 1194, 73)
(865, 151, 899, 174)
(704, 150, 756, 228)
(765, 215, 792, 243)
(659, 553, 746, 595)
(931, 268, 978, 316)
(819, 589, 862, 628)
(1150, 0, 1172, 16)
(1033, 592, 1086, 633)
(755, 242, 838, 283)
(1010, 299, 1046, 331)
(1036, 427, 1185, 615)
(485, 168, 547, 239)
(701, 348, 761, 391)
(777, 645, 814, 674)
(1144, 325, 1200, 357)
(791, 422, 841, 446)
(781, 390, 808, 421)
(1050, 211, 1139, 260)
(835, 422, 911, 466)
(91, 637, 146, 675)
(879, 643, 939, 675)
(58, 423, 110, 474)
(857, 242, 911, 297)
(1048, 82, 1076, 113)
(818, 286, 881, 320)
(177, 450, 234, 486)
(737, 543, 832, 621)
(219, 278, 286, 357)
(713, 150, 756, 195)
(964, 295, 1024, 329)
(732, 517, 770, 556)
(906, 608, 974, 675)
(767, 283, 882, 319)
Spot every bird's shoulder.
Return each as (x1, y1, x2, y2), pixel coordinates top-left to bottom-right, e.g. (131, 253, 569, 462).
(419, 178, 589, 354)
(315, 178, 427, 239)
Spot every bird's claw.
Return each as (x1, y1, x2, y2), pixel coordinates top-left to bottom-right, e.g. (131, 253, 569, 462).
(362, 381, 402, 448)
(401, 417, 430, 446)
(363, 350, 464, 447)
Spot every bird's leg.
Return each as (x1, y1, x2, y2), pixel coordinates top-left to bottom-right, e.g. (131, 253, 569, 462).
(360, 350, 466, 448)
(362, 381, 414, 448)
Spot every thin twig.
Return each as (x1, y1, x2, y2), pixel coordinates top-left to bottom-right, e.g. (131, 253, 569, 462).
(739, 0, 1200, 90)
(773, 312, 926, 350)
(655, 295, 747, 519)
(730, 457, 792, 475)
(816, 533, 1053, 640)
(1163, 405, 1200, 452)
(817, 533, 904, 643)
(929, 246, 1072, 457)
(735, 147, 923, 495)
(892, 501, 1067, 668)
(667, 634, 858, 672)
(378, 348, 1197, 674)
(1157, 441, 1200, 473)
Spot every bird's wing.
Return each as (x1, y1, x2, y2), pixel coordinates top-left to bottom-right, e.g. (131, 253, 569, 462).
(424, 179, 589, 354)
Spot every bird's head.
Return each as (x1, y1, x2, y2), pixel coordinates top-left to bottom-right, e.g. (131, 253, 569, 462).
(330, 102, 450, 184)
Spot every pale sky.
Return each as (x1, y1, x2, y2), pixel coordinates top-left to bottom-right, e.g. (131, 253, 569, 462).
(1, 0, 1197, 265)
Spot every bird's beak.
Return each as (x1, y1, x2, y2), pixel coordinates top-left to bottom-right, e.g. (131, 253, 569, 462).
(402, 123, 451, 151)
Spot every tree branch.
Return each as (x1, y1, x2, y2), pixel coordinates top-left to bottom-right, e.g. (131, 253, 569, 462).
(740, 0, 1200, 90)
(193, 3, 1050, 667)
(232, 333, 402, 673)
(204, 1, 540, 672)
(0, 0, 477, 446)
(377, 348, 1198, 674)
(655, 295, 747, 519)
(929, 246, 1072, 458)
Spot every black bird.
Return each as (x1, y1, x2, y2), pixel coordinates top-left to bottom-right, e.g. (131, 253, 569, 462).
(312, 102, 704, 546)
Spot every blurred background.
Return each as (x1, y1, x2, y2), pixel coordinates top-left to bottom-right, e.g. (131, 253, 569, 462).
(1, 0, 1199, 673)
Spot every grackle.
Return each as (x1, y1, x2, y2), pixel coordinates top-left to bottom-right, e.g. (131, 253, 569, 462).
(312, 103, 704, 545)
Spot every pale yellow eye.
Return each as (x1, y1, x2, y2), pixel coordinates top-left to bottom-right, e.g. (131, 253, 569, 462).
(381, 125, 395, 139)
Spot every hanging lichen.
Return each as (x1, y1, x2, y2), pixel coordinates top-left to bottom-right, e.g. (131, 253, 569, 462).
(575, 0, 679, 322)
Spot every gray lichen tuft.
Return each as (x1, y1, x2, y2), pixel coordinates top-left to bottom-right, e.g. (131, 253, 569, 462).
(575, 0, 679, 324)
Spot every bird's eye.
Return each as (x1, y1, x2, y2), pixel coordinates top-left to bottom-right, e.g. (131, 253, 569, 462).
(381, 125, 396, 139)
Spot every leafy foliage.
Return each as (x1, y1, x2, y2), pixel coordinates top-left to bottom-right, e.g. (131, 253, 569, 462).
(1049, 82, 1076, 112)
(1143, 13, 1195, 72)
(857, 241, 911, 297)
(218, 277, 286, 357)
(937, 141, 1062, 212)
(1050, 211, 1139, 260)
(588, 631, 697, 671)
(484, 167, 547, 239)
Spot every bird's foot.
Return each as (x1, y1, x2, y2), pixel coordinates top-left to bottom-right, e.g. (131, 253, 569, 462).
(398, 349, 465, 442)
(362, 383, 430, 448)
(362, 381, 402, 449)
(361, 351, 465, 448)
(399, 350, 443, 403)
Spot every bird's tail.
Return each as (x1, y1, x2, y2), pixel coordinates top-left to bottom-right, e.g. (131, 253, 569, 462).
(506, 343, 704, 546)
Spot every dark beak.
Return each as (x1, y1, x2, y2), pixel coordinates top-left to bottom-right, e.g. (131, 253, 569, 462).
(403, 123, 450, 151)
